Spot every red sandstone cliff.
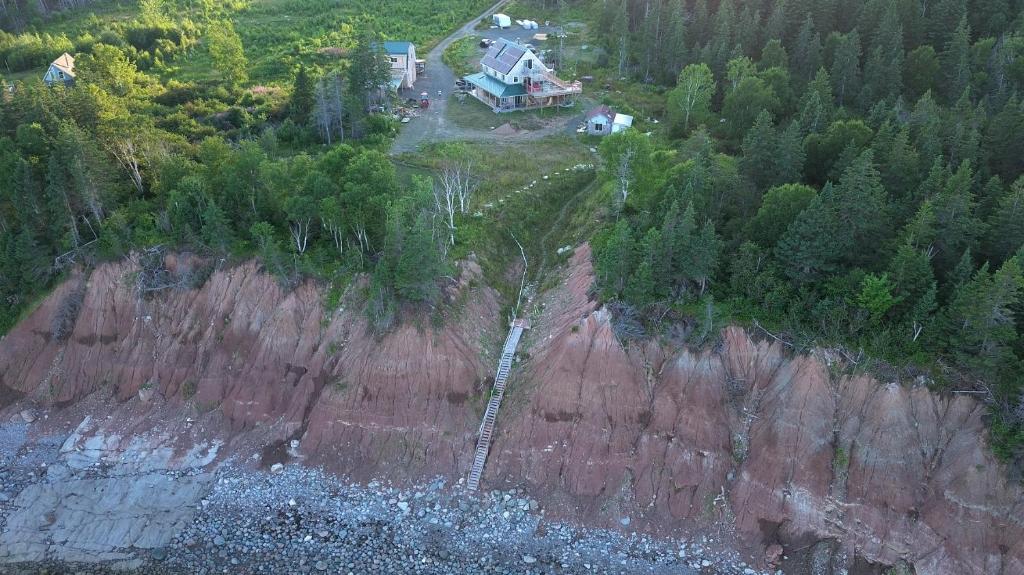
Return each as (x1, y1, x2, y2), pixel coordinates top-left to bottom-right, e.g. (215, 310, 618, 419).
(0, 250, 1021, 574)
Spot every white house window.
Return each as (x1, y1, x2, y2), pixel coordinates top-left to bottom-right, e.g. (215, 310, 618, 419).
(595, 123, 603, 131)
(513, 76, 519, 83)
(390, 57, 398, 64)
(526, 59, 533, 70)
(58, 71, 65, 79)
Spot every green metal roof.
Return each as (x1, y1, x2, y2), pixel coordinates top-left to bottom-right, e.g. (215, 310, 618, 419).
(464, 72, 525, 98)
(380, 41, 413, 54)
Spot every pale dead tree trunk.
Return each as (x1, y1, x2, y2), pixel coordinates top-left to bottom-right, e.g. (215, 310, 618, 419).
(912, 321, 925, 341)
(455, 159, 478, 214)
(55, 186, 81, 248)
(109, 138, 144, 194)
(353, 224, 370, 254)
(329, 73, 345, 143)
(314, 79, 332, 145)
(433, 178, 457, 246)
(438, 157, 478, 214)
(618, 36, 628, 77)
(69, 150, 104, 223)
(323, 221, 344, 254)
(615, 146, 635, 211)
(290, 218, 311, 253)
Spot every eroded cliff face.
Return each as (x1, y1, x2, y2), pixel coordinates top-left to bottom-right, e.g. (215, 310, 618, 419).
(1, 250, 1021, 574)
(490, 246, 1024, 575)
(0, 255, 500, 481)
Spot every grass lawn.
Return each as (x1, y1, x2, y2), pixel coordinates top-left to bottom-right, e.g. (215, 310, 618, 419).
(447, 92, 583, 131)
(442, 36, 481, 78)
(427, 136, 597, 304)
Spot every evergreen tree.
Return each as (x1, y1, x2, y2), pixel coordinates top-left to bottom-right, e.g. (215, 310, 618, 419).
(872, 121, 921, 212)
(944, 257, 1024, 373)
(775, 185, 843, 282)
(394, 209, 441, 303)
(625, 260, 656, 307)
(861, 4, 904, 105)
(943, 16, 972, 103)
(597, 220, 637, 298)
(740, 110, 778, 190)
(904, 45, 939, 99)
(761, 39, 789, 71)
(856, 272, 898, 325)
(985, 177, 1024, 265)
(798, 67, 835, 133)
(909, 91, 945, 165)
(662, 0, 688, 81)
(775, 122, 806, 185)
(200, 199, 233, 253)
(346, 29, 391, 134)
(690, 217, 720, 295)
(984, 97, 1024, 183)
(791, 15, 822, 82)
(289, 64, 315, 126)
(930, 161, 983, 276)
(888, 242, 937, 323)
(829, 30, 862, 106)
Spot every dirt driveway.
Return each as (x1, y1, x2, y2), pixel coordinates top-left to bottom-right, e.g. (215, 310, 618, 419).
(390, 0, 584, 155)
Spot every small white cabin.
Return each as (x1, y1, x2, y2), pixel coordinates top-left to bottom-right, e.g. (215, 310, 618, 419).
(586, 105, 614, 135)
(43, 53, 75, 87)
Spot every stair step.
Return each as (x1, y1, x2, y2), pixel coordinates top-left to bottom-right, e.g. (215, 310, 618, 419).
(467, 320, 529, 491)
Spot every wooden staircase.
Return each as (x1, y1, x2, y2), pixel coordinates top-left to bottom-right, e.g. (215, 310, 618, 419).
(467, 319, 527, 491)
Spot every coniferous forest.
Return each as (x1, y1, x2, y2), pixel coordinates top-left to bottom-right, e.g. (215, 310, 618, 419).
(2, 0, 1024, 471)
(588, 0, 1024, 469)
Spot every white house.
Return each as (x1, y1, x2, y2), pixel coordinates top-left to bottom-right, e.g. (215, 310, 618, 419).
(585, 105, 614, 135)
(43, 53, 75, 87)
(463, 38, 580, 112)
(380, 41, 417, 90)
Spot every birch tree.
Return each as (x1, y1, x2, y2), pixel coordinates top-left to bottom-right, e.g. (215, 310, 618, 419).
(667, 63, 715, 134)
(432, 146, 479, 246)
(314, 72, 345, 144)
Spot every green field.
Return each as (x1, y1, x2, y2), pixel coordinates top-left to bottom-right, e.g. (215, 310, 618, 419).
(3, 0, 496, 85)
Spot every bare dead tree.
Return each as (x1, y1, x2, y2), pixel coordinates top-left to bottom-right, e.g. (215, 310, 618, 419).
(615, 145, 635, 211)
(108, 137, 145, 194)
(313, 72, 345, 145)
(433, 177, 457, 247)
(289, 217, 311, 254)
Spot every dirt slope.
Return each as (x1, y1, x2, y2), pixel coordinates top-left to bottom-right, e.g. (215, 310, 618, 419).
(0, 250, 1021, 574)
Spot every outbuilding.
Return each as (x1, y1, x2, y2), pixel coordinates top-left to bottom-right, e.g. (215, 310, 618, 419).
(612, 113, 634, 133)
(492, 13, 511, 28)
(43, 53, 75, 87)
(585, 105, 614, 135)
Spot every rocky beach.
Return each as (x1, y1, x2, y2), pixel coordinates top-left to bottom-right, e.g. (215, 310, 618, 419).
(0, 417, 763, 575)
